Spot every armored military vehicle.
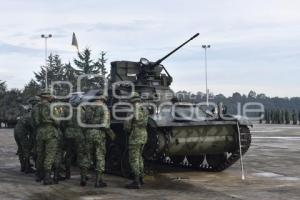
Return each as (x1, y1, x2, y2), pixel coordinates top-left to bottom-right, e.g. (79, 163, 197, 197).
(105, 33, 252, 176)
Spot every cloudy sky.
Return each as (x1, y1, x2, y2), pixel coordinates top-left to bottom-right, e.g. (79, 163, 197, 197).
(0, 0, 299, 97)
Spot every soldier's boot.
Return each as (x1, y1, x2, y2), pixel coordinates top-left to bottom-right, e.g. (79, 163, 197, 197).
(94, 172, 107, 188)
(65, 157, 71, 179)
(80, 168, 88, 187)
(20, 163, 25, 172)
(139, 176, 144, 185)
(20, 158, 25, 172)
(35, 170, 44, 182)
(53, 168, 60, 184)
(43, 171, 53, 185)
(65, 167, 71, 180)
(24, 158, 35, 174)
(125, 176, 141, 189)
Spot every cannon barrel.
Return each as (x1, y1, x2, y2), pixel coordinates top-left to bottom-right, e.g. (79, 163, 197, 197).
(152, 33, 200, 66)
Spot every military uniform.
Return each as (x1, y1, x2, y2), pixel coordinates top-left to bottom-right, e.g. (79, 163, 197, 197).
(125, 92, 149, 189)
(33, 91, 59, 185)
(14, 112, 34, 173)
(62, 105, 88, 182)
(82, 97, 110, 187)
(30, 97, 41, 164)
(53, 122, 64, 183)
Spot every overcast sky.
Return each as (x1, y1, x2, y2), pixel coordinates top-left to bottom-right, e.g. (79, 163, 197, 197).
(0, 0, 299, 97)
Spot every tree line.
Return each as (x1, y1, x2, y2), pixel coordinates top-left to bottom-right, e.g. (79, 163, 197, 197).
(0, 48, 107, 127)
(176, 91, 300, 125)
(262, 109, 299, 125)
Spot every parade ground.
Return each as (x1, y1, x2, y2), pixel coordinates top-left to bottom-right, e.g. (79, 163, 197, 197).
(0, 124, 299, 200)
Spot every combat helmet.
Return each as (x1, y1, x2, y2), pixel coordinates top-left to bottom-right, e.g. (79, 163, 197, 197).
(38, 90, 53, 98)
(89, 95, 107, 102)
(28, 96, 41, 104)
(130, 92, 141, 102)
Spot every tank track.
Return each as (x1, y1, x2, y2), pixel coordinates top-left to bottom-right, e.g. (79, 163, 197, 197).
(106, 125, 251, 176)
(199, 125, 251, 172)
(146, 125, 251, 173)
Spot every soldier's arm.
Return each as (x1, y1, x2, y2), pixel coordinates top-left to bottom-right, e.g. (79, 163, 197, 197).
(102, 106, 110, 129)
(52, 104, 61, 126)
(134, 105, 149, 126)
(123, 118, 132, 133)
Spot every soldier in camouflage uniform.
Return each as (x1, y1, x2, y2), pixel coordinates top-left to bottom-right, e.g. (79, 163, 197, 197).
(14, 110, 35, 174)
(30, 96, 41, 165)
(61, 99, 89, 185)
(82, 96, 110, 187)
(52, 100, 67, 184)
(124, 92, 149, 189)
(32, 90, 60, 185)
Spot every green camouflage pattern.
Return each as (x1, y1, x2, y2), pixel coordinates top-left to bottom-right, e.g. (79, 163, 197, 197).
(30, 103, 40, 161)
(125, 103, 149, 145)
(128, 144, 145, 177)
(62, 107, 88, 170)
(54, 128, 64, 170)
(14, 112, 33, 166)
(36, 124, 58, 172)
(125, 103, 149, 177)
(35, 100, 60, 172)
(84, 129, 106, 173)
(83, 103, 110, 128)
(83, 103, 110, 173)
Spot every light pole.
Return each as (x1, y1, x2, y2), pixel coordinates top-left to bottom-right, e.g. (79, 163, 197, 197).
(202, 44, 210, 106)
(41, 34, 52, 90)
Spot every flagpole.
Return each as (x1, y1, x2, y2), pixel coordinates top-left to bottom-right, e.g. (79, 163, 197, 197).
(41, 34, 52, 90)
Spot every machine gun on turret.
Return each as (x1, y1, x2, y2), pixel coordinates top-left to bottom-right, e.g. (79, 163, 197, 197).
(137, 33, 200, 86)
(110, 33, 200, 93)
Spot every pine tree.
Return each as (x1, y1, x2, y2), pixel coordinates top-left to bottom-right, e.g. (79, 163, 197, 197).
(61, 62, 77, 91)
(0, 80, 7, 95)
(277, 110, 281, 124)
(22, 79, 41, 101)
(270, 110, 274, 124)
(74, 48, 99, 74)
(292, 110, 298, 125)
(34, 54, 64, 88)
(0, 89, 23, 127)
(280, 110, 284, 124)
(73, 48, 104, 91)
(259, 112, 263, 124)
(285, 110, 290, 124)
(268, 110, 272, 124)
(94, 51, 108, 88)
(265, 110, 269, 124)
(97, 51, 108, 76)
(277, 110, 280, 124)
(0, 80, 7, 127)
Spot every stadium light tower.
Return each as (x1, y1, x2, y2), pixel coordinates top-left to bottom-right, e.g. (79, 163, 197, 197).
(202, 44, 211, 106)
(41, 34, 52, 90)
